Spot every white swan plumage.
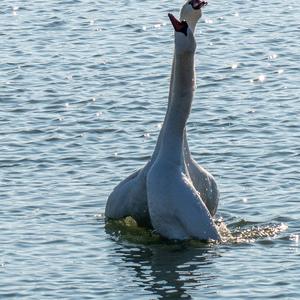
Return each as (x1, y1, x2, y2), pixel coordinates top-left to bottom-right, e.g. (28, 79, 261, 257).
(105, 0, 219, 227)
(147, 13, 220, 240)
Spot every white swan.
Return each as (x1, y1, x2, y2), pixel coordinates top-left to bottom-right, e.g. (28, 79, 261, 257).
(160, 0, 219, 217)
(105, 0, 218, 226)
(147, 13, 220, 241)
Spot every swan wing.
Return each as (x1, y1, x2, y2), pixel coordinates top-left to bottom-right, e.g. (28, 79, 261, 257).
(105, 168, 140, 219)
(188, 159, 219, 216)
(173, 174, 220, 241)
(105, 168, 151, 227)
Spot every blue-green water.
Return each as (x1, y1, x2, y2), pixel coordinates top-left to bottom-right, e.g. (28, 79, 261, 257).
(1, 0, 299, 299)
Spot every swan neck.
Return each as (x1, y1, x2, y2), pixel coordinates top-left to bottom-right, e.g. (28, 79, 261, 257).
(159, 52, 195, 162)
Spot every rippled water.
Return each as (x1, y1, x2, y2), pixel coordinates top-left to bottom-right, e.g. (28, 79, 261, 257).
(1, 0, 299, 298)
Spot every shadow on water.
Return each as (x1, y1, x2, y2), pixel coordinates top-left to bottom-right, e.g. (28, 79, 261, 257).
(99, 215, 288, 299)
(103, 216, 220, 298)
(115, 243, 218, 299)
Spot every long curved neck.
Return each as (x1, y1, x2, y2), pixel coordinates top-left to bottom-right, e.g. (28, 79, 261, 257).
(166, 17, 197, 118)
(150, 17, 198, 162)
(159, 52, 195, 164)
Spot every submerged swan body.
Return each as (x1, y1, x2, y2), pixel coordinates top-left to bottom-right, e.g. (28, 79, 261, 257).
(147, 14, 220, 240)
(105, 0, 219, 226)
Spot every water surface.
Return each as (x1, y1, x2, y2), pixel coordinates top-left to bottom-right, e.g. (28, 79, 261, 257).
(1, 0, 299, 299)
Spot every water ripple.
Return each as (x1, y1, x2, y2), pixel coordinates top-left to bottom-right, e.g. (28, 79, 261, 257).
(0, 0, 299, 299)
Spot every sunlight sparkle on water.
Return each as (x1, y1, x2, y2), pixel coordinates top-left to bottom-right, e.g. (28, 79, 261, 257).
(268, 53, 278, 60)
(205, 18, 214, 24)
(12, 6, 19, 15)
(290, 234, 299, 244)
(258, 74, 266, 82)
(251, 74, 266, 83)
(156, 123, 162, 130)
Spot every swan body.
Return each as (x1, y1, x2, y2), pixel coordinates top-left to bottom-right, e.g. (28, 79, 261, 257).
(166, 0, 219, 217)
(105, 165, 151, 227)
(147, 15, 220, 240)
(105, 0, 219, 226)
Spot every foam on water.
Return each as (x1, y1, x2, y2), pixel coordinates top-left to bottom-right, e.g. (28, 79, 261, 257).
(103, 216, 288, 246)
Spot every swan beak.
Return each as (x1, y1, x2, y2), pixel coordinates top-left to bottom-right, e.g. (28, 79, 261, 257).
(168, 13, 188, 36)
(189, 0, 208, 10)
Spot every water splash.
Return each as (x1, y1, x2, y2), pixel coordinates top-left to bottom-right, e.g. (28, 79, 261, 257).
(223, 220, 288, 244)
(103, 216, 288, 246)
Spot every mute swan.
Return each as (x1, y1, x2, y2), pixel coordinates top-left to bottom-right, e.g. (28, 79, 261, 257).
(161, 0, 219, 217)
(105, 0, 218, 226)
(147, 13, 220, 241)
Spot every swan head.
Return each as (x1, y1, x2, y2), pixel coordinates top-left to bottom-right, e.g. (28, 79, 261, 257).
(168, 13, 196, 55)
(180, 0, 208, 32)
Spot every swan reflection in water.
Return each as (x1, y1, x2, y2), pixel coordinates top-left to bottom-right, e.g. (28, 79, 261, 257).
(103, 216, 287, 298)
(105, 220, 220, 299)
